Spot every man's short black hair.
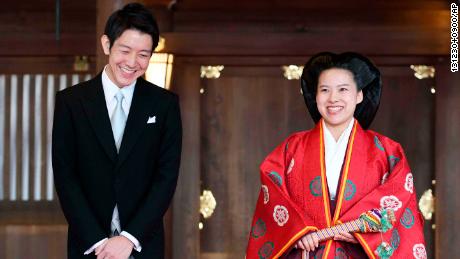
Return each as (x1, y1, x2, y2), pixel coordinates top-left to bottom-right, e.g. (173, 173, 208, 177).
(104, 3, 160, 53)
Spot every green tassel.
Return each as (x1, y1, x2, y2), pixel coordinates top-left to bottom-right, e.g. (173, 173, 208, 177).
(375, 242, 394, 259)
(380, 210, 394, 232)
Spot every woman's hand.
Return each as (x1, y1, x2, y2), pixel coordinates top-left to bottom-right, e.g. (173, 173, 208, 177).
(333, 232, 358, 243)
(295, 231, 357, 252)
(295, 233, 319, 252)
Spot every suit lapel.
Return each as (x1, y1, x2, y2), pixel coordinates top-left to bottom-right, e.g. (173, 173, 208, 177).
(81, 74, 118, 162)
(117, 79, 156, 167)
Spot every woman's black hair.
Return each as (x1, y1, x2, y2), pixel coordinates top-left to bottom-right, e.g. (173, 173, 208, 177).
(300, 52, 382, 129)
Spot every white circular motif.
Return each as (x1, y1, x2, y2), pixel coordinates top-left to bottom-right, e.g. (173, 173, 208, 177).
(273, 205, 289, 226)
(262, 185, 269, 204)
(381, 172, 389, 184)
(405, 173, 414, 193)
(287, 158, 295, 175)
(413, 244, 427, 259)
(380, 195, 403, 212)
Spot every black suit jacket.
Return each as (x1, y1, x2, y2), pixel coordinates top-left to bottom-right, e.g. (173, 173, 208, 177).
(52, 74, 182, 258)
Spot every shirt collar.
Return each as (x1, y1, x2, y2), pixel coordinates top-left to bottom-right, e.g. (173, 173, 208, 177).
(323, 118, 355, 148)
(102, 66, 136, 104)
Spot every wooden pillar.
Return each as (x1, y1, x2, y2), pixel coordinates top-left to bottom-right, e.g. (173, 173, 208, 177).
(435, 58, 460, 258)
(170, 60, 201, 259)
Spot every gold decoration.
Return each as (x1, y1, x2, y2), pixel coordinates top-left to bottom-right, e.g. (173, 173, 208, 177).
(282, 65, 304, 80)
(410, 65, 435, 79)
(200, 189, 217, 219)
(419, 188, 435, 220)
(73, 56, 89, 72)
(200, 66, 224, 79)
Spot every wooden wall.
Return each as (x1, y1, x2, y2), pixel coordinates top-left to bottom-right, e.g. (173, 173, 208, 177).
(435, 59, 460, 258)
(0, 0, 458, 258)
(0, 0, 95, 56)
(0, 0, 96, 74)
(0, 201, 67, 258)
(162, 0, 449, 56)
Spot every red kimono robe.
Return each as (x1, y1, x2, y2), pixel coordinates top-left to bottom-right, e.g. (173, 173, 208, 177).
(246, 120, 426, 259)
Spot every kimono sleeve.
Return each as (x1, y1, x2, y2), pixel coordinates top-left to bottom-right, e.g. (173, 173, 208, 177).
(338, 136, 426, 259)
(246, 136, 318, 259)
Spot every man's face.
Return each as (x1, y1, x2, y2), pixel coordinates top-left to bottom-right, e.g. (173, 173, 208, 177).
(101, 29, 153, 88)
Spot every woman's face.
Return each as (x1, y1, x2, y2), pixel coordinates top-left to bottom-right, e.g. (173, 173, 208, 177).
(316, 68, 363, 132)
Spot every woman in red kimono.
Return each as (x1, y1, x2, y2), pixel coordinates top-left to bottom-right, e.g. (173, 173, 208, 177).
(246, 52, 426, 259)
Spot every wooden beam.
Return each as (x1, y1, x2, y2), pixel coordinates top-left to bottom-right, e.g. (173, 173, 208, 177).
(161, 28, 449, 56)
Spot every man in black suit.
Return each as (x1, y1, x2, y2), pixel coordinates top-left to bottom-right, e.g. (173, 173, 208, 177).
(52, 3, 182, 259)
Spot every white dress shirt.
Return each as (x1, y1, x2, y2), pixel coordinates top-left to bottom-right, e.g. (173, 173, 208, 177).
(323, 118, 355, 200)
(84, 67, 142, 255)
